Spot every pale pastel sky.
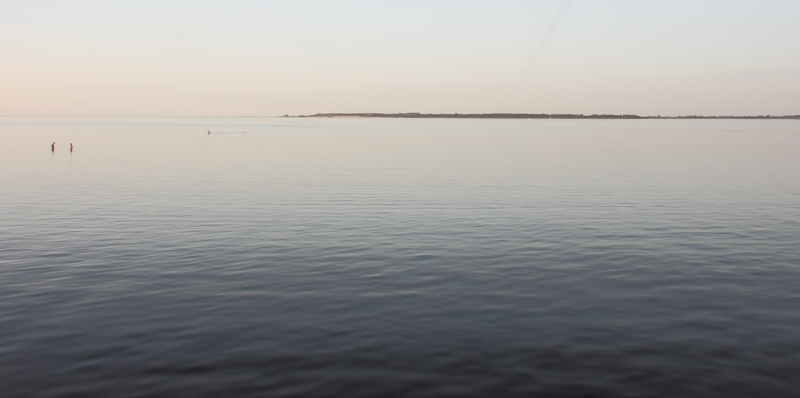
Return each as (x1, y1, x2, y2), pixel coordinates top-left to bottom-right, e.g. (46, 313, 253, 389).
(1, 1, 798, 116)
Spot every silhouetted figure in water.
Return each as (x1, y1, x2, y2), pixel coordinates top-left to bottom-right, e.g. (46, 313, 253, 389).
(70, 143, 74, 151)
(208, 130, 211, 135)
(51, 142, 55, 151)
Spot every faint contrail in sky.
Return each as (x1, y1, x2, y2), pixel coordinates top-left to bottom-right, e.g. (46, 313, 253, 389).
(516, 0, 571, 85)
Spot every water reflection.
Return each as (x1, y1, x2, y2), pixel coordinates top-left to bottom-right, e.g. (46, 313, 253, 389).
(1, 117, 799, 397)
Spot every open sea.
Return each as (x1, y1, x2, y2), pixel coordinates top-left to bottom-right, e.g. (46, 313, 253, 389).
(1, 116, 799, 397)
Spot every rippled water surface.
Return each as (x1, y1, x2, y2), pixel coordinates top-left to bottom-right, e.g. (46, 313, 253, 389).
(1, 116, 799, 397)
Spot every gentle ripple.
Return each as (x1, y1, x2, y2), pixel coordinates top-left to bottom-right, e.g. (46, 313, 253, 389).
(1, 116, 799, 397)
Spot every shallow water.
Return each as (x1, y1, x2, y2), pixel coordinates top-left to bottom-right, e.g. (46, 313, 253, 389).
(1, 116, 799, 397)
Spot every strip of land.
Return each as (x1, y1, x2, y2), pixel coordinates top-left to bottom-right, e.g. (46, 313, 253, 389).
(295, 113, 799, 119)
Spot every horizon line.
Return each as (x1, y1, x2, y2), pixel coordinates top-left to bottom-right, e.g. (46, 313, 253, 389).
(1, 113, 799, 119)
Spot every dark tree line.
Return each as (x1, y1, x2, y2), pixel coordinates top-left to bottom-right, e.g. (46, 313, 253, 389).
(296, 113, 799, 119)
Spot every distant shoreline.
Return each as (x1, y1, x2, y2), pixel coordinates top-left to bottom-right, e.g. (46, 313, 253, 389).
(295, 113, 800, 120)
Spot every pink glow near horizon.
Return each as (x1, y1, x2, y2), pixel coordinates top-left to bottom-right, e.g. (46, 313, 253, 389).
(1, 1, 798, 116)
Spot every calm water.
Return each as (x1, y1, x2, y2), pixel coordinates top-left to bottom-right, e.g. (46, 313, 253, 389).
(1, 116, 799, 397)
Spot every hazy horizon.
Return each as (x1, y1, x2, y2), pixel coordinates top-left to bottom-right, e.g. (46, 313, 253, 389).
(2, 1, 799, 116)
(3, 3, 799, 395)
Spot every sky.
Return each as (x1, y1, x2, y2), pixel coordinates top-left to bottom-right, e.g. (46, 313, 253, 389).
(1, 0, 799, 116)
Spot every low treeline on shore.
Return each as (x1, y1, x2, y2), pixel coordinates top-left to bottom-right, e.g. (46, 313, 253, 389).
(295, 113, 800, 119)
